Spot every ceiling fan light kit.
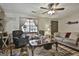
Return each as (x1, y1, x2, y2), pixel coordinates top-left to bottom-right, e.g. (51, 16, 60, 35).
(47, 10, 55, 15)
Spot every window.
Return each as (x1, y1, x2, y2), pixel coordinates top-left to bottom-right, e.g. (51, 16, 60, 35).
(21, 19, 38, 33)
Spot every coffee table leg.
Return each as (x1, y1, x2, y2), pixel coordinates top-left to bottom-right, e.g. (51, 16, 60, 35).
(31, 46, 35, 56)
(10, 47, 12, 56)
(55, 42, 58, 51)
(32, 48, 34, 56)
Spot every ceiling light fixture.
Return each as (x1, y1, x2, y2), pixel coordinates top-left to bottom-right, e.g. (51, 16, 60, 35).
(47, 10, 55, 15)
(47, 3, 56, 15)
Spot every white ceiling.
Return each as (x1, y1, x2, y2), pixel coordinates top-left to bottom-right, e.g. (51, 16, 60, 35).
(0, 3, 79, 19)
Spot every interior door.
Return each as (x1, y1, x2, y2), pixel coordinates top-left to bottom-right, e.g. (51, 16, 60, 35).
(51, 21, 58, 36)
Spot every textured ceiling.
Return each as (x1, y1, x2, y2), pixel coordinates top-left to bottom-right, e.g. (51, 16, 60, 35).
(0, 3, 79, 19)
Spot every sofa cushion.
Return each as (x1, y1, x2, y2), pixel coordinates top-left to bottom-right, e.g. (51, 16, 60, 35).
(59, 32, 66, 38)
(69, 32, 78, 41)
(54, 32, 60, 37)
(54, 32, 66, 38)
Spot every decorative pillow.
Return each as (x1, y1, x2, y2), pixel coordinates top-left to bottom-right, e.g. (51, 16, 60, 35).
(65, 32, 71, 38)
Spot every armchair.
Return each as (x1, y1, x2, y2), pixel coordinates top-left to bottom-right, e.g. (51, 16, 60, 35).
(12, 30, 27, 48)
(9, 30, 29, 56)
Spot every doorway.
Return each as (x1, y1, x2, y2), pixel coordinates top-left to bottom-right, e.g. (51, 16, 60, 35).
(51, 21, 58, 37)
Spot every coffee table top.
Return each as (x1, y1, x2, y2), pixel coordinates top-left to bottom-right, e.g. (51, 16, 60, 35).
(30, 40, 55, 47)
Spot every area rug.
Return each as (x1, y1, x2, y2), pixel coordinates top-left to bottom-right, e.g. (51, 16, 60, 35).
(0, 48, 28, 56)
(0, 45, 73, 56)
(34, 45, 73, 56)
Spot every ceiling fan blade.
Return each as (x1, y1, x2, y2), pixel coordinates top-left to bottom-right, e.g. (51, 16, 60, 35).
(55, 8, 65, 10)
(55, 3, 59, 6)
(40, 7, 48, 10)
(42, 11, 49, 14)
(32, 11, 36, 13)
(48, 3, 54, 9)
(48, 3, 59, 9)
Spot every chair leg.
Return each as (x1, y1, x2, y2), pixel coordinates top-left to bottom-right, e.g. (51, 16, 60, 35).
(55, 42, 58, 51)
(10, 46, 13, 56)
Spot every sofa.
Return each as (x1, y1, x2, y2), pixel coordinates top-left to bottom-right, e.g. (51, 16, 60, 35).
(54, 32, 79, 46)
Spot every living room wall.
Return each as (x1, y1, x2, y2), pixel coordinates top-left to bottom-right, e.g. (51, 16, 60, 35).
(58, 16, 79, 32)
(4, 12, 28, 34)
(38, 18, 51, 35)
(38, 18, 58, 35)
(4, 12, 49, 34)
(4, 12, 46, 34)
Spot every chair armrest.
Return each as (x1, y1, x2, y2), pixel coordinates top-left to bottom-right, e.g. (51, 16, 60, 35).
(13, 37, 19, 40)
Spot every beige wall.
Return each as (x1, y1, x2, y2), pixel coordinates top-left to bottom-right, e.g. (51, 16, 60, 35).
(4, 17, 19, 34)
(38, 18, 51, 35)
(38, 18, 58, 35)
(58, 16, 79, 32)
(5, 12, 79, 34)
(38, 18, 50, 30)
(4, 12, 27, 34)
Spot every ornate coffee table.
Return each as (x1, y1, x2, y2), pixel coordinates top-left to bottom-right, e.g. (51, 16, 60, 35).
(28, 41, 58, 56)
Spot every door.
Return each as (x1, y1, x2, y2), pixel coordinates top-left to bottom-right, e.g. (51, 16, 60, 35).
(51, 21, 58, 36)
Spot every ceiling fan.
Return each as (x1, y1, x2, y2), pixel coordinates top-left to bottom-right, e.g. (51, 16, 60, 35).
(32, 3, 65, 15)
